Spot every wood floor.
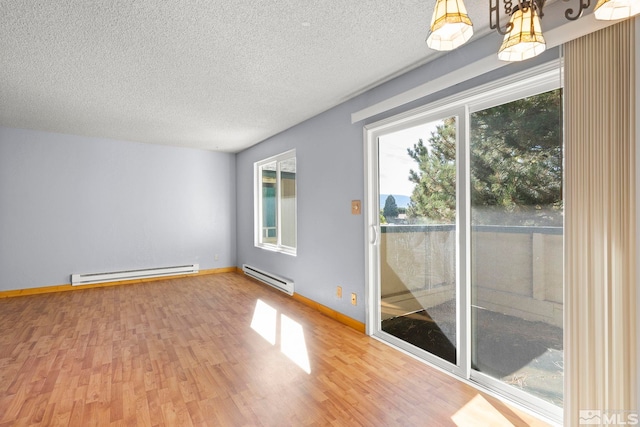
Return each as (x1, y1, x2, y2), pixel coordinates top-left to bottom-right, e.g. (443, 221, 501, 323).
(0, 273, 550, 426)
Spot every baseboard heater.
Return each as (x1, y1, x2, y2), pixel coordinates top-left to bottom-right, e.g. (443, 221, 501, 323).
(242, 264, 294, 295)
(71, 264, 199, 286)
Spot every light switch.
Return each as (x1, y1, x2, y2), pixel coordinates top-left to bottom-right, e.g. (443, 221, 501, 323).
(351, 200, 361, 215)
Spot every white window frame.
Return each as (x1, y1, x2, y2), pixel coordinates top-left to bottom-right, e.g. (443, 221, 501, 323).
(364, 59, 564, 424)
(254, 149, 297, 256)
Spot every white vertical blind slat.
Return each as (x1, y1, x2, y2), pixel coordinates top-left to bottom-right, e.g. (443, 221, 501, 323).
(565, 18, 637, 425)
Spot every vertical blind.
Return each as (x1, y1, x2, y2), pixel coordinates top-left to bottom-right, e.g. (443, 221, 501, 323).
(565, 18, 637, 425)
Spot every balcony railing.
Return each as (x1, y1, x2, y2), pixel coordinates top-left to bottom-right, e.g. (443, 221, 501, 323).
(380, 224, 563, 327)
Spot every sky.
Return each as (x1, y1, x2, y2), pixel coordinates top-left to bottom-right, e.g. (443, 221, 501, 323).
(378, 120, 441, 197)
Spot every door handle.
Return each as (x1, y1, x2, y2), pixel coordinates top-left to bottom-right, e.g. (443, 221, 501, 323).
(370, 225, 380, 246)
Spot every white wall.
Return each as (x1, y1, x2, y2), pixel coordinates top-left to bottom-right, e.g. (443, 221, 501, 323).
(0, 127, 236, 291)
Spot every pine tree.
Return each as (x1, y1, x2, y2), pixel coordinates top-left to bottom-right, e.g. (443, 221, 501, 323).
(406, 89, 562, 226)
(383, 195, 399, 219)
(406, 118, 456, 224)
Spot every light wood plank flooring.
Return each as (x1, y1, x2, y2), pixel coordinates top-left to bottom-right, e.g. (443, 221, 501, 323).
(0, 273, 550, 426)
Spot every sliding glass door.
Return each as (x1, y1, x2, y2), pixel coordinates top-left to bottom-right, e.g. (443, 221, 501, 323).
(377, 115, 461, 368)
(365, 65, 563, 421)
(469, 89, 564, 408)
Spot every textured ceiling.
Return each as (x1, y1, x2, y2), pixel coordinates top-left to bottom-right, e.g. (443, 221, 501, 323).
(0, 1, 491, 152)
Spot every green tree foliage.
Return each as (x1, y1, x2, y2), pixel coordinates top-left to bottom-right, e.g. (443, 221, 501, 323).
(406, 118, 457, 223)
(383, 195, 399, 219)
(406, 89, 563, 226)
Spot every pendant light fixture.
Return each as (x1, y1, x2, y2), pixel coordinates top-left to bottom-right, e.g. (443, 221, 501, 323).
(594, 0, 640, 20)
(426, 0, 474, 51)
(498, 1, 546, 62)
(425, 0, 640, 62)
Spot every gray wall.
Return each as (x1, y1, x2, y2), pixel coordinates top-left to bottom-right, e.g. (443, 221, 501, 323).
(235, 32, 561, 322)
(0, 127, 236, 291)
(236, 101, 367, 321)
(0, 31, 559, 321)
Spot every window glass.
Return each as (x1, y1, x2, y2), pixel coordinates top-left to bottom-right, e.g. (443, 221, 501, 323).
(470, 89, 563, 407)
(260, 162, 277, 244)
(279, 157, 296, 248)
(378, 117, 458, 366)
(256, 151, 296, 254)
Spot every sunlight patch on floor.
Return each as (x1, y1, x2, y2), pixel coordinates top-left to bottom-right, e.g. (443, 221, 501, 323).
(250, 299, 311, 374)
(251, 299, 277, 345)
(451, 394, 515, 427)
(281, 314, 311, 374)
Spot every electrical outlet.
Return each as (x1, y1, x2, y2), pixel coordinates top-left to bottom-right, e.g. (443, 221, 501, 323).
(214, 254, 219, 261)
(336, 286, 342, 298)
(351, 293, 357, 305)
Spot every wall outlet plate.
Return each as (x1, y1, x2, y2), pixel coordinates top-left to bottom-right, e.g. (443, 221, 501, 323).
(351, 200, 361, 215)
(337, 286, 342, 298)
(351, 293, 357, 305)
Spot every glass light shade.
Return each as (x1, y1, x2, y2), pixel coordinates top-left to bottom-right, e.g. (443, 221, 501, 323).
(498, 6, 546, 62)
(594, 0, 640, 20)
(426, 0, 474, 51)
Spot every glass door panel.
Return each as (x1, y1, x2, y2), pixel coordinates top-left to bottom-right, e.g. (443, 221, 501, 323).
(378, 117, 458, 365)
(469, 89, 564, 407)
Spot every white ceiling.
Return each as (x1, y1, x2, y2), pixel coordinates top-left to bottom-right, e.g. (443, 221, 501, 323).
(0, 1, 492, 153)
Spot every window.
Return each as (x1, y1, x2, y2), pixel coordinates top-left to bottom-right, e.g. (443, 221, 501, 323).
(255, 150, 296, 255)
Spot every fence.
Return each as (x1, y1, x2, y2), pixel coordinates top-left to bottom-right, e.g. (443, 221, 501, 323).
(380, 224, 563, 327)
